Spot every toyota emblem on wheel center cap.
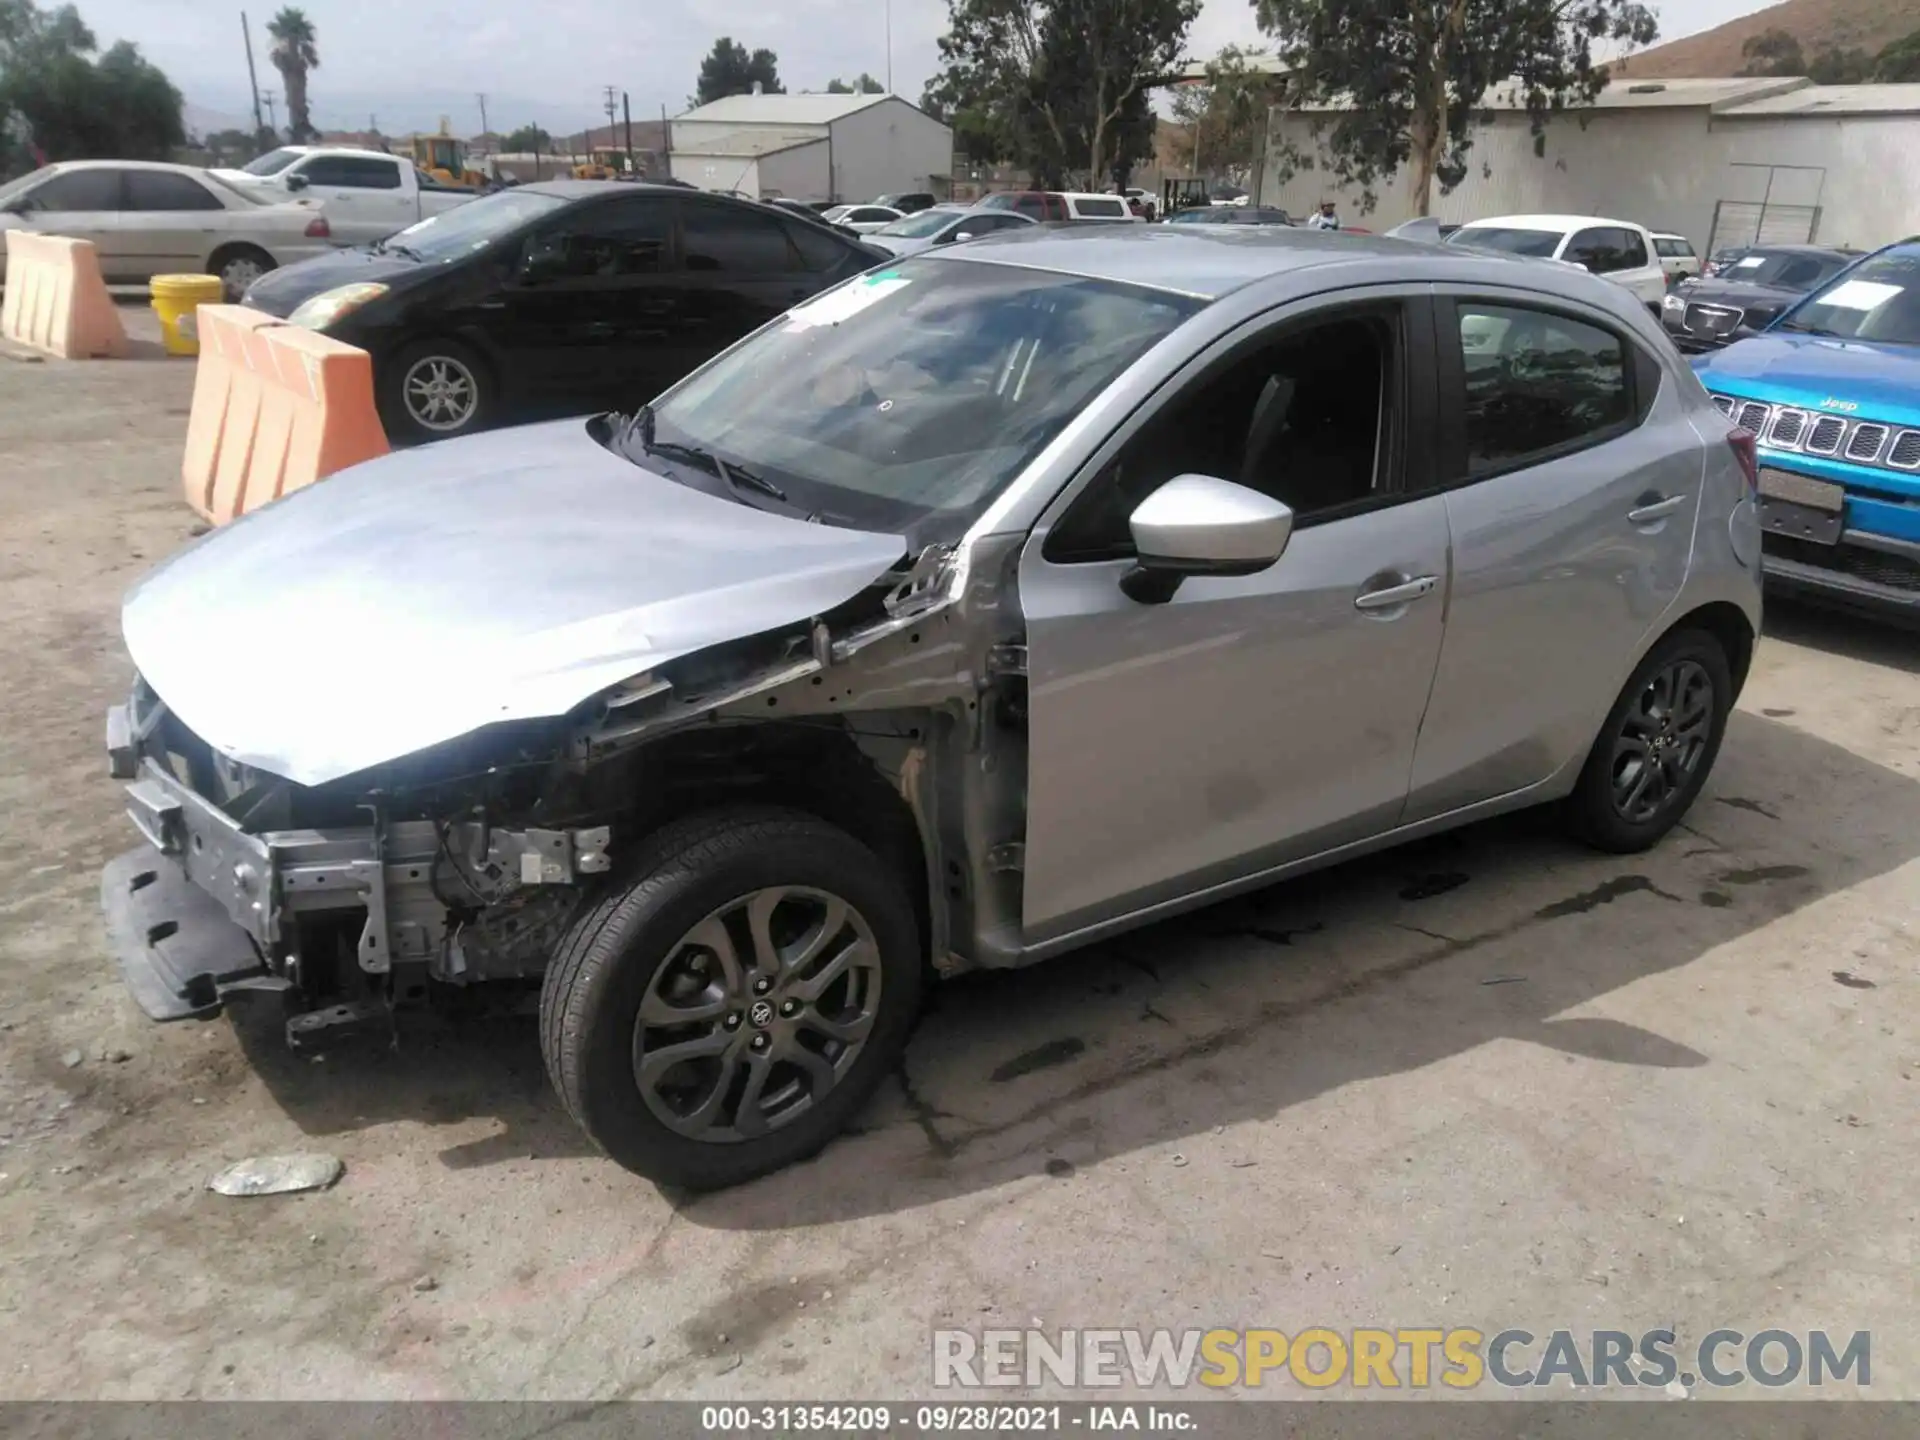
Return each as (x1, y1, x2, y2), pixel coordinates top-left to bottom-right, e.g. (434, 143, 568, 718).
(749, 1000, 775, 1028)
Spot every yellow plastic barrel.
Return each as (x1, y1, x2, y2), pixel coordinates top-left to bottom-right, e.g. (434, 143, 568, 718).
(149, 274, 226, 357)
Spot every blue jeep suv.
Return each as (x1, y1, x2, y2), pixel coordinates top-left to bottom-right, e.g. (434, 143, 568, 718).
(1692, 239, 1920, 621)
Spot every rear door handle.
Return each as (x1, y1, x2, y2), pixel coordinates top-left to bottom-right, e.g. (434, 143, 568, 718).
(1628, 494, 1688, 524)
(1354, 575, 1439, 611)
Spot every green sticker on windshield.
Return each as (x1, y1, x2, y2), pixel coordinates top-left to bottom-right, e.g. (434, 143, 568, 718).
(785, 273, 911, 330)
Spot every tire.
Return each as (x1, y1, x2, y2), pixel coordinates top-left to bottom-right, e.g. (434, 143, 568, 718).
(378, 337, 493, 443)
(208, 244, 274, 301)
(540, 806, 924, 1191)
(1563, 628, 1733, 853)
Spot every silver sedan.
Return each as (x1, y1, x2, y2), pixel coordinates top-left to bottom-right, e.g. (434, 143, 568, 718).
(0, 159, 336, 298)
(100, 225, 1761, 1190)
(863, 205, 1037, 257)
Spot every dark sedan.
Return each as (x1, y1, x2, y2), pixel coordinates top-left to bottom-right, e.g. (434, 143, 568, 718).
(1659, 244, 1862, 352)
(243, 181, 885, 442)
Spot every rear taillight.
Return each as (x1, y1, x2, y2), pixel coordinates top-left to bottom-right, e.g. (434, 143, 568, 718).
(1727, 428, 1759, 494)
(304, 216, 331, 238)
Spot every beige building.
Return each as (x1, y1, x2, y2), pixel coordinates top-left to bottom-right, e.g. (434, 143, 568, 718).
(1261, 76, 1920, 254)
(668, 92, 953, 204)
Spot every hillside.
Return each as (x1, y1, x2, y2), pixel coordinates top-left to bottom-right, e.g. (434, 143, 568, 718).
(1616, 0, 1914, 77)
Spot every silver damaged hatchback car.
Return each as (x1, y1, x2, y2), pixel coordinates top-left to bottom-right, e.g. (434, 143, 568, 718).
(102, 226, 1763, 1189)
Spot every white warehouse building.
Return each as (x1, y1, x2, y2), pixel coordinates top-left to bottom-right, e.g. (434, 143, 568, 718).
(1260, 77, 1920, 257)
(668, 93, 953, 205)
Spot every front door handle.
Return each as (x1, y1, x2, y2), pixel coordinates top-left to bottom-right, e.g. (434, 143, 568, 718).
(1354, 575, 1439, 611)
(1628, 494, 1688, 524)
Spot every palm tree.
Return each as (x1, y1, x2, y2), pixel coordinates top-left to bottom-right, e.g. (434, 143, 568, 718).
(266, 7, 319, 142)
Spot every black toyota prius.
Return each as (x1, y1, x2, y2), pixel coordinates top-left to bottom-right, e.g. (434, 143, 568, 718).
(243, 180, 886, 442)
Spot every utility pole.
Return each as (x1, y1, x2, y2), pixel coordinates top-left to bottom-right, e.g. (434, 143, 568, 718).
(262, 90, 279, 137)
(602, 85, 617, 149)
(661, 102, 672, 180)
(476, 93, 489, 138)
(885, 0, 893, 92)
(621, 91, 634, 172)
(240, 11, 264, 139)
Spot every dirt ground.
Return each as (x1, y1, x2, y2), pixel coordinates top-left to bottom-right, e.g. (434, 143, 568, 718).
(1, 310, 1916, 1403)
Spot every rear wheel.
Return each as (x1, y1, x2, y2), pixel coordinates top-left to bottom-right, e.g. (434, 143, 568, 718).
(208, 244, 274, 301)
(540, 807, 923, 1191)
(1564, 628, 1732, 852)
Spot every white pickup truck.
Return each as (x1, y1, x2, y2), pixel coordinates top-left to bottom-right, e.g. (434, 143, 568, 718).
(212, 146, 475, 247)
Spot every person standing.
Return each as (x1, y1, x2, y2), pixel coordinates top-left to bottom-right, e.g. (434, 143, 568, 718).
(1305, 200, 1341, 231)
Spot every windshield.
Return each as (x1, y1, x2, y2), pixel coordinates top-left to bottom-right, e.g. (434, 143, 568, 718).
(1167, 208, 1225, 224)
(875, 209, 959, 239)
(628, 259, 1203, 544)
(0, 166, 53, 205)
(1776, 250, 1920, 345)
(1450, 226, 1563, 257)
(242, 148, 303, 176)
(976, 193, 1024, 211)
(383, 188, 567, 260)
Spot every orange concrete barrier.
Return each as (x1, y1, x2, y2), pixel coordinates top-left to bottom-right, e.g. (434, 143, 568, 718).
(1, 230, 128, 359)
(181, 304, 389, 525)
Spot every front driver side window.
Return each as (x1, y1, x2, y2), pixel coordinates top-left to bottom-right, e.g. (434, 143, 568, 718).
(1045, 308, 1399, 563)
(1456, 303, 1633, 475)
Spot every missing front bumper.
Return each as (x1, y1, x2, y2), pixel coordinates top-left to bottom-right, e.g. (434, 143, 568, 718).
(100, 847, 274, 1021)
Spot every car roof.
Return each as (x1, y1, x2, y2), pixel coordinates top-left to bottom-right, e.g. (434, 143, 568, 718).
(1462, 213, 1647, 233)
(929, 224, 1512, 300)
(1735, 243, 1856, 256)
(1651, 231, 1689, 241)
(48, 159, 210, 174)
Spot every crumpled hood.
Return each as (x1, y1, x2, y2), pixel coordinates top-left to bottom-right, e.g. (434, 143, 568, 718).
(123, 420, 907, 787)
(1693, 333, 1920, 422)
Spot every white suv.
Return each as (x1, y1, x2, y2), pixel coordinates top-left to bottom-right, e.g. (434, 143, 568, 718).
(1449, 214, 1668, 310)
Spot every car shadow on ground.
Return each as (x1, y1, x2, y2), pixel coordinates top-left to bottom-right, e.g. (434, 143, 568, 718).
(225, 709, 1916, 1202)
(1764, 595, 1919, 674)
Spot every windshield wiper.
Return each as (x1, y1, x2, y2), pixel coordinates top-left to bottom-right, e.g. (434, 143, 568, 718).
(1773, 321, 1842, 337)
(619, 403, 789, 505)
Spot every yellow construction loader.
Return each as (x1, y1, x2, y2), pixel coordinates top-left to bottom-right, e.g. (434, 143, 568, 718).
(410, 120, 485, 188)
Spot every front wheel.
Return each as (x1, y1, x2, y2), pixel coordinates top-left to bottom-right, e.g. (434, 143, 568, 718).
(1563, 628, 1732, 852)
(540, 807, 924, 1190)
(378, 337, 493, 443)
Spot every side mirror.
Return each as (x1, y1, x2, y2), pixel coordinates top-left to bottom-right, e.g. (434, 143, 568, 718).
(1120, 474, 1294, 605)
(949, 230, 973, 243)
(284, 173, 310, 192)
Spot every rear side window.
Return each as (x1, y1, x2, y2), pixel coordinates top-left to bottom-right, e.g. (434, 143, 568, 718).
(1013, 195, 1045, 220)
(301, 156, 403, 190)
(1073, 197, 1128, 219)
(124, 171, 224, 212)
(30, 168, 121, 210)
(681, 202, 796, 274)
(1613, 227, 1649, 269)
(1454, 303, 1634, 475)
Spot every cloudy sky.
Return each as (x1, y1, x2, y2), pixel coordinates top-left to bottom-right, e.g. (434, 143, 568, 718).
(81, 0, 1777, 136)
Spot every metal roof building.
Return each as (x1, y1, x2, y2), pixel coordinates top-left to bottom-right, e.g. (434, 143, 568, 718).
(1262, 76, 1920, 256)
(668, 92, 953, 205)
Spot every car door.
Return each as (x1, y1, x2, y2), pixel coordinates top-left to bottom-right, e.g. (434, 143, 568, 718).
(6, 168, 127, 279)
(295, 155, 415, 244)
(496, 194, 683, 409)
(1017, 290, 1452, 940)
(676, 198, 816, 366)
(1403, 291, 1703, 823)
(119, 169, 229, 277)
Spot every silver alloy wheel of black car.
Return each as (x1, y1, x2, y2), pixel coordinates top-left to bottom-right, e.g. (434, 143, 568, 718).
(1609, 658, 1714, 824)
(401, 354, 480, 432)
(632, 885, 883, 1143)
